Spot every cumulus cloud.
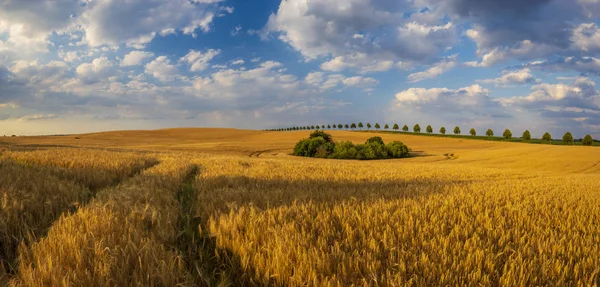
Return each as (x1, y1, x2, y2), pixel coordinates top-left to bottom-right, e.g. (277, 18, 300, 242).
(394, 84, 511, 122)
(498, 77, 600, 130)
(191, 61, 300, 102)
(523, 56, 600, 75)
(76, 57, 114, 84)
(121, 51, 155, 67)
(320, 53, 398, 74)
(267, 0, 454, 73)
(79, 0, 226, 47)
(342, 76, 379, 87)
(304, 72, 378, 90)
(10, 60, 70, 87)
(500, 77, 600, 109)
(0, 0, 231, 55)
(571, 23, 600, 53)
(477, 68, 537, 87)
(442, 0, 598, 68)
(407, 55, 457, 83)
(145, 56, 180, 82)
(180, 49, 221, 72)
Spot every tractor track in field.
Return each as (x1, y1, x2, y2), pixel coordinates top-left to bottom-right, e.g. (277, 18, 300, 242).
(248, 149, 278, 158)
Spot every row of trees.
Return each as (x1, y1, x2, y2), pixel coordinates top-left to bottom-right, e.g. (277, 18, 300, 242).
(267, 123, 596, 146)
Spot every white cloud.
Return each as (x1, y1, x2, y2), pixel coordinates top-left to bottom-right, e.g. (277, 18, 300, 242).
(231, 25, 242, 36)
(18, 114, 57, 121)
(304, 71, 325, 86)
(120, 51, 154, 67)
(395, 84, 498, 109)
(500, 77, 599, 107)
(524, 56, 600, 74)
(342, 76, 379, 87)
(79, 0, 223, 47)
(320, 53, 397, 74)
(464, 40, 556, 68)
(180, 49, 221, 72)
(191, 61, 301, 101)
(407, 55, 457, 83)
(76, 57, 112, 76)
(10, 60, 70, 87)
(571, 23, 600, 53)
(0, 0, 230, 52)
(477, 68, 537, 87)
(145, 56, 179, 82)
(267, 0, 455, 70)
(231, 59, 245, 65)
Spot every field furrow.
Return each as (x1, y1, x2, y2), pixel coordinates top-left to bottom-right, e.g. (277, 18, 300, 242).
(9, 154, 198, 287)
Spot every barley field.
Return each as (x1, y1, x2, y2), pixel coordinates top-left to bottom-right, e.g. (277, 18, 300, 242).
(1, 128, 600, 286)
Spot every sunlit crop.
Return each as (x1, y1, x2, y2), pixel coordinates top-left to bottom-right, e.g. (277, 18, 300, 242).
(2, 129, 600, 286)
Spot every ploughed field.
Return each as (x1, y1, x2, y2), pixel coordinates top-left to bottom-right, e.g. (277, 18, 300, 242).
(1, 128, 600, 286)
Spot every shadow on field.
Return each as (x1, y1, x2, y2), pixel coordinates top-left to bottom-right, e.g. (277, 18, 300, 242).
(0, 157, 159, 278)
(194, 174, 462, 286)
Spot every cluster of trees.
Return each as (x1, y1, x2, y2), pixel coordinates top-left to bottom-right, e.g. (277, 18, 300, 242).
(293, 130, 410, 160)
(268, 123, 596, 146)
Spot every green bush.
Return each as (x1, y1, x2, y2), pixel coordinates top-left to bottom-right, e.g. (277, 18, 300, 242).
(309, 130, 334, 143)
(298, 133, 411, 160)
(366, 136, 384, 145)
(329, 141, 358, 159)
(293, 135, 335, 158)
(386, 141, 410, 158)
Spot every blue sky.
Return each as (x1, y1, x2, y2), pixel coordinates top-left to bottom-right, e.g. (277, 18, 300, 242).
(1, 0, 599, 138)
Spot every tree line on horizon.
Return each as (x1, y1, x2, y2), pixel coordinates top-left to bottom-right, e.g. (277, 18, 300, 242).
(265, 122, 596, 146)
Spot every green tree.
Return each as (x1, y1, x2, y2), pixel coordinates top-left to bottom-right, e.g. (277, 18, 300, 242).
(393, 123, 399, 130)
(503, 129, 512, 139)
(454, 126, 461, 135)
(486, 129, 494, 137)
(337, 124, 343, 129)
(366, 123, 371, 129)
(310, 125, 315, 129)
(542, 132, 552, 142)
(563, 132, 574, 144)
(413, 124, 421, 133)
(440, 127, 446, 135)
(358, 122, 364, 129)
(327, 125, 331, 129)
(582, 134, 594, 146)
(470, 128, 476, 136)
(321, 125, 325, 129)
(375, 123, 381, 129)
(402, 125, 409, 132)
(384, 124, 389, 130)
(344, 124, 349, 129)
(426, 125, 433, 134)
(351, 123, 357, 129)
(522, 130, 531, 141)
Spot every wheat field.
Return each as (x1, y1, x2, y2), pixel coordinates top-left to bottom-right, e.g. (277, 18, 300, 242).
(1, 128, 600, 286)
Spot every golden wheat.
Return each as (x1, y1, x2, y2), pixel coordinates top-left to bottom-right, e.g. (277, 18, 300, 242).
(12, 153, 198, 287)
(2, 129, 600, 286)
(194, 155, 600, 286)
